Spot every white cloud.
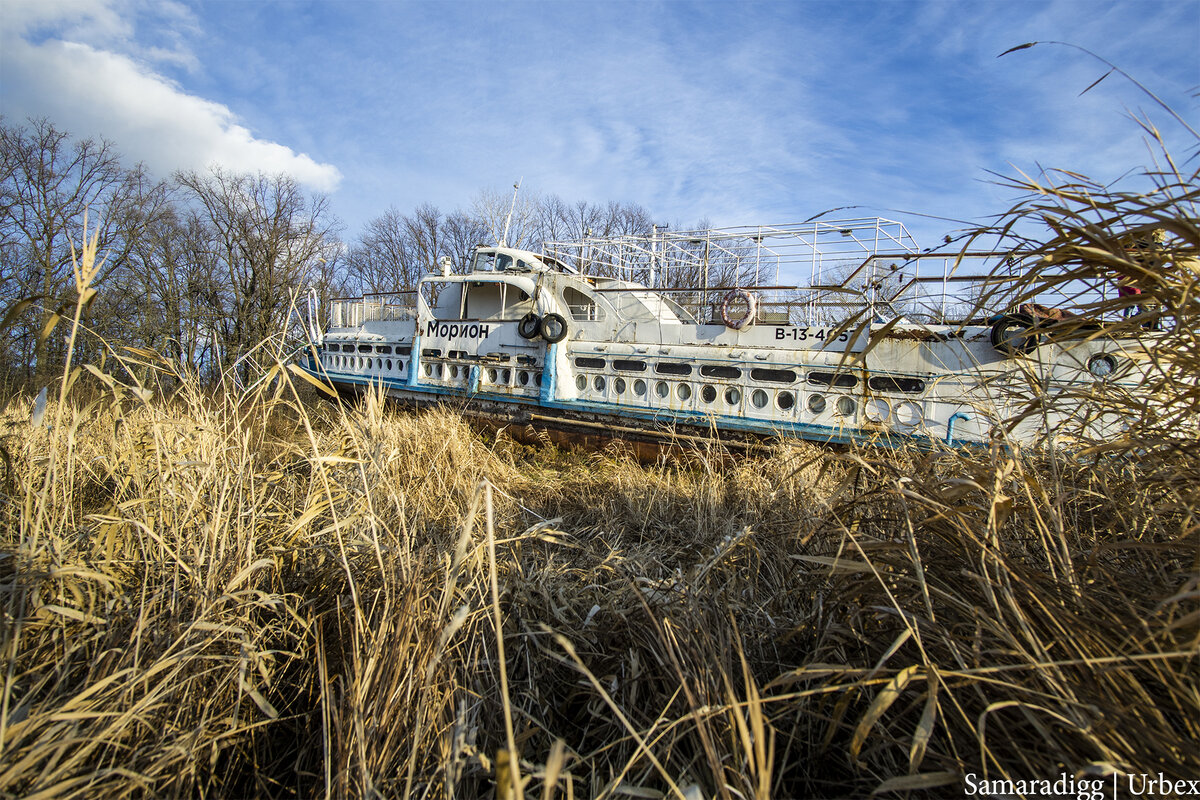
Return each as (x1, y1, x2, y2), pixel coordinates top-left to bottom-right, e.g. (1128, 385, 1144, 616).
(0, 0, 341, 192)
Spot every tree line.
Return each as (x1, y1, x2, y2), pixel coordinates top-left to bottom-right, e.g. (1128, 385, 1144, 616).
(0, 117, 677, 390)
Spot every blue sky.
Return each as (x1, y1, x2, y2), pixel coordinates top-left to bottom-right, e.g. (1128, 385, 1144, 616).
(2, 0, 1197, 250)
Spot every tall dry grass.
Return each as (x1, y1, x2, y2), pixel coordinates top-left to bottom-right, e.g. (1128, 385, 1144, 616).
(2, 106, 1198, 797)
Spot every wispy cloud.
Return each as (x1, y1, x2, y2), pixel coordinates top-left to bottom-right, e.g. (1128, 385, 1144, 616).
(0, 0, 341, 190)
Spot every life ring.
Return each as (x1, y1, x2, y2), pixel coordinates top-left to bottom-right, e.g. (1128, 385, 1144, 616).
(990, 312, 1039, 355)
(539, 312, 569, 343)
(517, 312, 541, 340)
(720, 288, 757, 330)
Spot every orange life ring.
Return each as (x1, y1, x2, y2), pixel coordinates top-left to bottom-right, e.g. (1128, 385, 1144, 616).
(720, 288, 757, 330)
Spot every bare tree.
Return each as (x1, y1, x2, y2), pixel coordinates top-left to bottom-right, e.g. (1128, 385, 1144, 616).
(0, 118, 145, 383)
(176, 167, 339, 380)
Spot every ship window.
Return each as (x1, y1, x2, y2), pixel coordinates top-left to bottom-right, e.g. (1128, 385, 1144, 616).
(808, 371, 858, 388)
(777, 392, 795, 411)
(358, 344, 373, 353)
(836, 396, 857, 417)
(423, 281, 463, 316)
(462, 281, 532, 320)
(677, 383, 692, 401)
(655, 362, 692, 376)
(342, 344, 355, 353)
(396, 345, 413, 356)
(868, 376, 926, 393)
(376, 345, 392, 354)
(613, 360, 646, 372)
(700, 385, 717, 403)
(473, 251, 498, 272)
(575, 357, 606, 369)
(422, 348, 442, 358)
(563, 286, 606, 321)
(751, 368, 795, 384)
(700, 365, 741, 380)
(808, 394, 826, 414)
(495, 253, 513, 271)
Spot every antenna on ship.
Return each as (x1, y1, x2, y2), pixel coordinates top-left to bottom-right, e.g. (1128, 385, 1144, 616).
(501, 178, 522, 247)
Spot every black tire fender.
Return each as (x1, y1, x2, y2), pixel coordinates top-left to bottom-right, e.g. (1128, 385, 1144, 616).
(517, 312, 542, 340)
(539, 312, 569, 343)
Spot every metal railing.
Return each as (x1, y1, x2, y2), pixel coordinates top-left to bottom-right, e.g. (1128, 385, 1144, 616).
(330, 291, 417, 328)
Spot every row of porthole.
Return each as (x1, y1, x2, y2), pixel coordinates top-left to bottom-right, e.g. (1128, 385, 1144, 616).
(574, 376, 875, 418)
(421, 363, 542, 388)
(576, 377, 927, 425)
(327, 354, 404, 372)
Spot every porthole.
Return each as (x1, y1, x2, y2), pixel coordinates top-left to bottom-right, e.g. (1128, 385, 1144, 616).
(424, 363, 433, 377)
(809, 371, 858, 388)
(518, 370, 530, 386)
(1087, 354, 1117, 379)
(488, 368, 498, 382)
(700, 365, 741, 380)
(656, 362, 692, 376)
(836, 396, 857, 417)
(677, 383, 692, 401)
(751, 368, 795, 384)
(535, 374, 542, 386)
(895, 401, 922, 428)
(701, 385, 717, 404)
(865, 398, 890, 423)
(593, 375, 606, 392)
(868, 376, 926, 393)
(777, 392, 795, 411)
(450, 365, 460, 378)
(725, 387, 741, 406)
(614, 377, 626, 394)
(501, 369, 511, 383)
(655, 381, 670, 398)
(751, 389, 769, 409)
(808, 393, 826, 414)
(576, 375, 587, 391)
(386, 359, 392, 370)
(613, 360, 646, 372)
(435, 364, 444, 378)
(575, 357, 605, 369)
(633, 379, 646, 396)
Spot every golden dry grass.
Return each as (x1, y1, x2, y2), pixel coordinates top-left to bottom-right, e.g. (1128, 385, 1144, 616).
(1, 360, 1195, 798)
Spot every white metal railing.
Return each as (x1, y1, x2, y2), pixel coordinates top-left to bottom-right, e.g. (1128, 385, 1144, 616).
(544, 218, 921, 290)
(329, 291, 417, 328)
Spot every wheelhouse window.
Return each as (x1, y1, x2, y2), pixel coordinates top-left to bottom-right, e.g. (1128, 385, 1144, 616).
(462, 281, 533, 320)
(563, 286, 606, 321)
(472, 251, 498, 272)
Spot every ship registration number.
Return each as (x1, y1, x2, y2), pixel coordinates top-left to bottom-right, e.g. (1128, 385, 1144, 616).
(775, 327, 849, 343)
